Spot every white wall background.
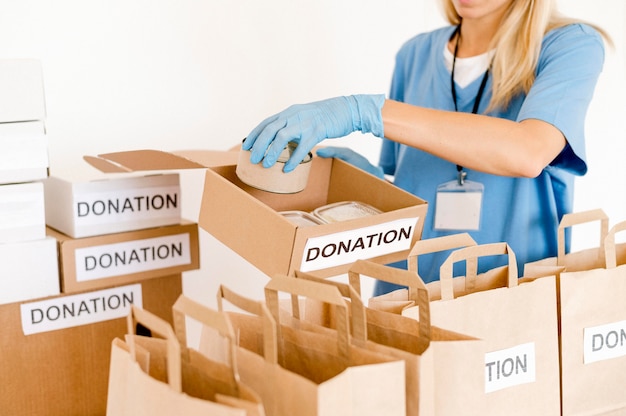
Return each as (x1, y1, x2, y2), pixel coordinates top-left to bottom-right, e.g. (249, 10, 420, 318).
(2, 1, 624, 331)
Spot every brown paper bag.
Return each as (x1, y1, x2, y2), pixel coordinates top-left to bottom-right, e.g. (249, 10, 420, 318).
(200, 277, 407, 415)
(294, 260, 487, 416)
(215, 283, 348, 416)
(170, 295, 265, 415)
(367, 233, 477, 313)
(524, 209, 610, 275)
(399, 242, 561, 415)
(525, 209, 626, 415)
(269, 275, 408, 415)
(106, 303, 263, 416)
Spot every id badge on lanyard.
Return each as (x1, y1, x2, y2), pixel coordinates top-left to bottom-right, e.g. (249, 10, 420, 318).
(435, 169, 483, 231)
(435, 24, 489, 232)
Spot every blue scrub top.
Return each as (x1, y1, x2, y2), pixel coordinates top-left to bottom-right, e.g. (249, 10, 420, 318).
(379, 24, 605, 284)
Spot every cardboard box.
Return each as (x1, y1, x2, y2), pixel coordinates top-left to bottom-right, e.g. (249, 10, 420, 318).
(44, 172, 182, 238)
(47, 221, 199, 293)
(0, 181, 46, 244)
(0, 273, 182, 416)
(0, 120, 49, 184)
(85, 149, 428, 278)
(0, 59, 46, 123)
(0, 236, 60, 306)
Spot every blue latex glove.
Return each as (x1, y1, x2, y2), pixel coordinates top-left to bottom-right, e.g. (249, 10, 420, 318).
(316, 147, 385, 179)
(243, 94, 385, 173)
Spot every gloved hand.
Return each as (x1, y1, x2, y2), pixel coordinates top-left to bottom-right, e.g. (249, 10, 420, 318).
(243, 94, 386, 173)
(316, 147, 385, 179)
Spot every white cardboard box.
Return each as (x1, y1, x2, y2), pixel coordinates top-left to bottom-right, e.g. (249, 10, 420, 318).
(0, 236, 60, 306)
(44, 172, 182, 238)
(0, 59, 46, 123)
(0, 120, 49, 184)
(0, 182, 46, 244)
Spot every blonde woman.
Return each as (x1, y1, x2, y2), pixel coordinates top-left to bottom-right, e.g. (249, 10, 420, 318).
(243, 0, 608, 292)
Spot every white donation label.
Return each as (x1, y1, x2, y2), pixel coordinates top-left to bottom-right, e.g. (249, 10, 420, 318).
(74, 185, 180, 226)
(484, 342, 536, 393)
(584, 320, 626, 364)
(21, 283, 143, 335)
(75, 233, 191, 282)
(299, 217, 417, 272)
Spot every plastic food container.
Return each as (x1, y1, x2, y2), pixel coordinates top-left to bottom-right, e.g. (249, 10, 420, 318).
(236, 140, 312, 194)
(279, 210, 324, 227)
(312, 201, 382, 223)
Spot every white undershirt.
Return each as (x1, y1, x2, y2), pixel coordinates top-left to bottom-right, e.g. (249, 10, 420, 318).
(443, 45, 494, 88)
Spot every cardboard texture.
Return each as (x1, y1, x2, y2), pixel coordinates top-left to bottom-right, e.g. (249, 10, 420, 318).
(0, 236, 59, 306)
(292, 261, 487, 416)
(384, 239, 562, 415)
(84, 149, 428, 278)
(106, 300, 264, 416)
(0, 181, 46, 244)
(524, 209, 626, 415)
(44, 172, 182, 238)
(47, 221, 199, 293)
(0, 59, 46, 123)
(0, 120, 49, 184)
(0, 273, 183, 416)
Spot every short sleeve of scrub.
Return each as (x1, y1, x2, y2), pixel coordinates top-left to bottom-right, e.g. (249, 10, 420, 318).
(517, 24, 605, 175)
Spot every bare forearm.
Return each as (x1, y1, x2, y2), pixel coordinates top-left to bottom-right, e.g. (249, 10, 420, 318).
(381, 99, 566, 178)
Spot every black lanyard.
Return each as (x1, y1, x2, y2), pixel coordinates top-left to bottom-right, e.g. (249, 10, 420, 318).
(450, 25, 490, 183)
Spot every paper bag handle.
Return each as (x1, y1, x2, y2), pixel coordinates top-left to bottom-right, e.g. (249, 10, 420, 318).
(348, 259, 431, 343)
(172, 295, 241, 389)
(216, 284, 278, 365)
(127, 304, 182, 393)
(439, 242, 518, 301)
(557, 208, 609, 266)
(293, 270, 369, 346)
(265, 275, 351, 360)
(407, 233, 477, 291)
(605, 220, 626, 269)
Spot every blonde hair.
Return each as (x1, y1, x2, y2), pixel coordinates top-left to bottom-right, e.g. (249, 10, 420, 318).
(440, 0, 611, 111)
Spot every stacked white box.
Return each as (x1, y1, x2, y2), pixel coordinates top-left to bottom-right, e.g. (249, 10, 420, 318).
(0, 237, 59, 305)
(0, 120, 49, 185)
(0, 59, 59, 305)
(0, 182, 46, 244)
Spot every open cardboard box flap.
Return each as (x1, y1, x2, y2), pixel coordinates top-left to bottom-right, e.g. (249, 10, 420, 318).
(84, 149, 239, 172)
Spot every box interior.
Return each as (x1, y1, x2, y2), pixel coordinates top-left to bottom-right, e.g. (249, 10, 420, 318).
(210, 157, 421, 214)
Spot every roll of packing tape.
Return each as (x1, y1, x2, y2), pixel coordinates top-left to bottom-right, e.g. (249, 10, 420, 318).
(236, 140, 312, 194)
